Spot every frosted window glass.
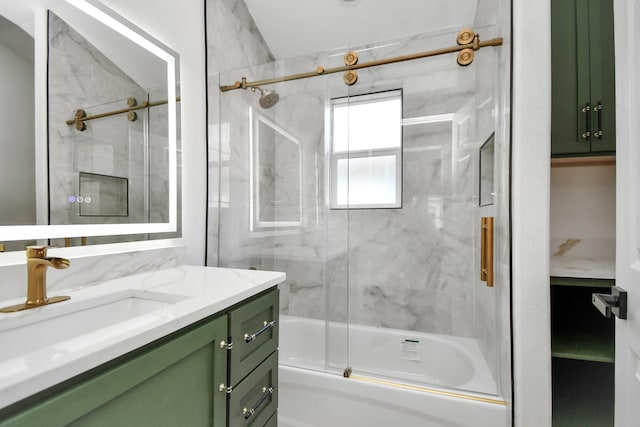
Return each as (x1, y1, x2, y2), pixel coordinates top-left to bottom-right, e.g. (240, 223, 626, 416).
(336, 156, 397, 206)
(333, 96, 402, 153)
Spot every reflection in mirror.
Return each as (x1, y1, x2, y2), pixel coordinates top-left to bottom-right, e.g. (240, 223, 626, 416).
(48, 11, 173, 235)
(250, 108, 302, 231)
(0, 16, 35, 227)
(0, 0, 180, 251)
(479, 132, 495, 207)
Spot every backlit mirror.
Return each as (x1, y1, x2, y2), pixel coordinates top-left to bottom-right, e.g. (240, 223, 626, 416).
(0, 0, 180, 252)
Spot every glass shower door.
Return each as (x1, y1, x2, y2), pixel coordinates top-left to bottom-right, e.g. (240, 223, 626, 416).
(216, 53, 352, 376)
(214, 25, 510, 401)
(340, 27, 509, 398)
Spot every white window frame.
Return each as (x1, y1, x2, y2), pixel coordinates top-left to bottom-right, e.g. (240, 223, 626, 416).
(330, 90, 403, 209)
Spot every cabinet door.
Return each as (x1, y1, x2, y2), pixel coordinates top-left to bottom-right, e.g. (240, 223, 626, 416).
(551, 0, 616, 156)
(552, 0, 588, 156)
(0, 316, 228, 427)
(588, 0, 616, 153)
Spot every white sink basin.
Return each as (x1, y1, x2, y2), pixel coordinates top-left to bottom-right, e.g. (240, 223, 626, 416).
(0, 290, 189, 363)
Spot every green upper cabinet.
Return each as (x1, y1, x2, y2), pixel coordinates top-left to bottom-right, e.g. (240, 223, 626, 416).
(551, 0, 616, 157)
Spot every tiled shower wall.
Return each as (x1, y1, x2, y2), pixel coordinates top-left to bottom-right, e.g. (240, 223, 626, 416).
(205, 0, 273, 267)
(207, 0, 511, 399)
(210, 26, 500, 338)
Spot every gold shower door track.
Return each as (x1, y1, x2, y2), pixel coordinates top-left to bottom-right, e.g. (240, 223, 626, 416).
(66, 97, 181, 131)
(219, 28, 503, 92)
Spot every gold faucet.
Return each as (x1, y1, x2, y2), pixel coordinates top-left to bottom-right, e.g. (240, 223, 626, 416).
(0, 246, 71, 313)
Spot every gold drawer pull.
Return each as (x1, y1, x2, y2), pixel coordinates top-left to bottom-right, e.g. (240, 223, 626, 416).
(242, 386, 274, 420)
(244, 320, 276, 343)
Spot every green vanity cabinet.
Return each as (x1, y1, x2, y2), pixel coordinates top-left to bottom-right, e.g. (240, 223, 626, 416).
(0, 315, 229, 427)
(551, 0, 616, 157)
(226, 290, 279, 427)
(0, 287, 280, 427)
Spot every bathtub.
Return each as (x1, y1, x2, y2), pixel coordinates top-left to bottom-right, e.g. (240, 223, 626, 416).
(278, 315, 510, 427)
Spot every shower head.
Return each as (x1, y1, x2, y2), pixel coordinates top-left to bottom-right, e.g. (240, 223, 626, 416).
(251, 86, 279, 109)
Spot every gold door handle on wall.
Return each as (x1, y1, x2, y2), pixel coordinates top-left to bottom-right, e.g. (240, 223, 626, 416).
(481, 217, 494, 287)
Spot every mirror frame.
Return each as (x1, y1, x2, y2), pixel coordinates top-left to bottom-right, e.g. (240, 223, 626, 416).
(0, 0, 178, 242)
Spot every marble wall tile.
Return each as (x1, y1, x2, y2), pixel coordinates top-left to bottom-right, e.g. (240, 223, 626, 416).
(0, 246, 183, 302)
(209, 13, 510, 373)
(206, 0, 274, 270)
(206, 0, 273, 73)
(212, 29, 481, 337)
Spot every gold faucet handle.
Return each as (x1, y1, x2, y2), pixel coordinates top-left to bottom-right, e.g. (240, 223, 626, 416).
(25, 245, 70, 269)
(26, 245, 50, 258)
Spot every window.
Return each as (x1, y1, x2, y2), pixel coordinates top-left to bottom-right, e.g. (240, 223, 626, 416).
(330, 90, 402, 209)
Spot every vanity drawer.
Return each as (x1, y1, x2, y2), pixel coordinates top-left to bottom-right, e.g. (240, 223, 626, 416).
(263, 412, 277, 427)
(228, 351, 278, 427)
(229, 289, 279, 386)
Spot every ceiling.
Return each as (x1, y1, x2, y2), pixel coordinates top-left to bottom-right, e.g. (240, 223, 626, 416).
(244, 0, 478, 59)
(0, 15, 34, 61)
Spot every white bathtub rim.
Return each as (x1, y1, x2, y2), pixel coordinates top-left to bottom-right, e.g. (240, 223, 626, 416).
(278, 364, 509, 427)
(279, 314, 499, 396)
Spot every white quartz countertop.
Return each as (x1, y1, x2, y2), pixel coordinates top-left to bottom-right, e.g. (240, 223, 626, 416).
(0, 265, 285, 410)
(549, 238, 615, 279)
(550, 256, 615, 279)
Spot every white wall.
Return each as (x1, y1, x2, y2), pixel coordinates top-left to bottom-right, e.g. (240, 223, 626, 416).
(512, 0, 553, 425)
(100, 0, 207, 265)
(550, 165, 616, 242)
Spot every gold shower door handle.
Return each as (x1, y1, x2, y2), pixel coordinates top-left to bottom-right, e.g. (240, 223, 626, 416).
(481, 217, 494, 287)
